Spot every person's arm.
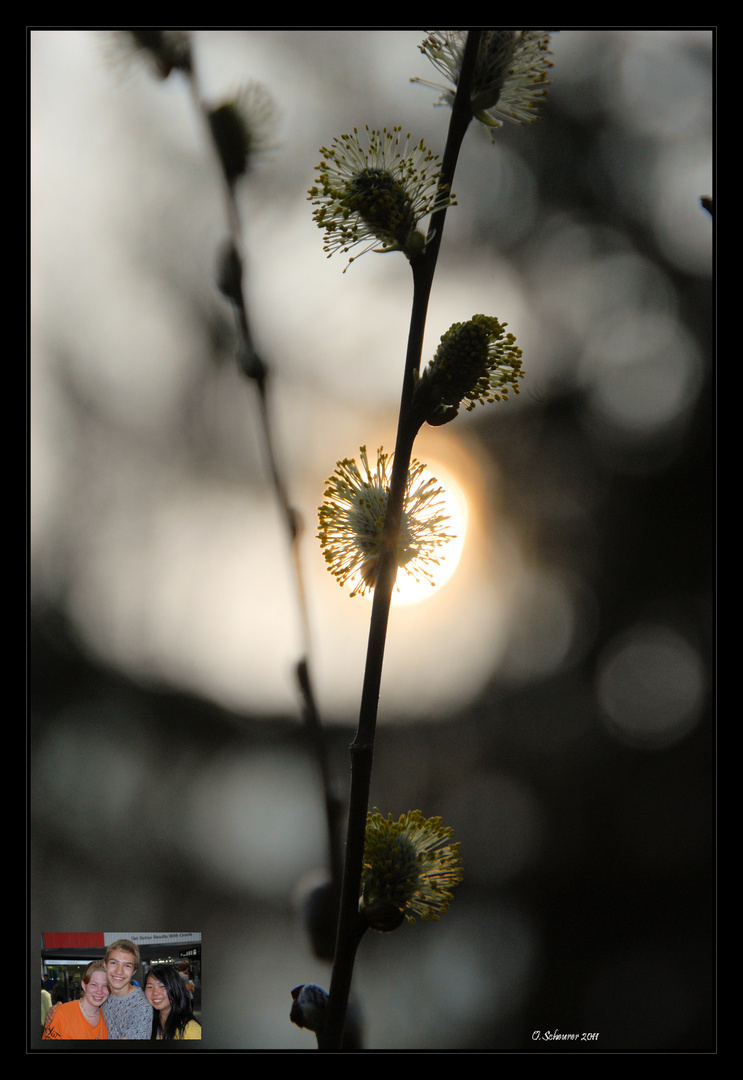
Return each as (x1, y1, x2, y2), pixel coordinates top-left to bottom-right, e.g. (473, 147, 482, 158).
(42, 1005, 64, 1040)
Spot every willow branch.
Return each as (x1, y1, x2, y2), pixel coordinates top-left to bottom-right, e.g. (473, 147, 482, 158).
(184, 61, 343, 886)
(318, 31, 482, 1051)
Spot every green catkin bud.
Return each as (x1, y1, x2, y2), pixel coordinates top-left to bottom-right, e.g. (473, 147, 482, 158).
(208, 103, 253, 185)
(207, 83, 278, 186)
(412, 30, 553, 135)
(360, 809, 463, 927)
(126, 30, 192, 78)
(415, 313, 524, 424)
(317, 448, 453, 598)
(431, 319, 493, 406)
(308, 126, 455, 269)
(344, 168, 417, 249)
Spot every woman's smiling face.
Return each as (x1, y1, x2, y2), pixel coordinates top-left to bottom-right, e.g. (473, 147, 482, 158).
(145, 975, 170, 1011)
(82, 971, 110, 1008)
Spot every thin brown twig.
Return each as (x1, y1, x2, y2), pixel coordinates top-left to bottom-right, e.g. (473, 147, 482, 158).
(184, 58, 343, 888)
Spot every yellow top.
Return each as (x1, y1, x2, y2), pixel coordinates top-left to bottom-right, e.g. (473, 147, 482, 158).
(156, 1019, 201, 1040)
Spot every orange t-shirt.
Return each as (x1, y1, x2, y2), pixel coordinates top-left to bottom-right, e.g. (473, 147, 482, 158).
(42, 999, 108, 1040)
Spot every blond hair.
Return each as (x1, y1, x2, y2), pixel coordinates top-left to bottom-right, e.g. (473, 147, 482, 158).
(104, 938, 140, 969)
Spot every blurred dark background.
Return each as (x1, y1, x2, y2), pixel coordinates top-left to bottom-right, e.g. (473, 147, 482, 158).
(30, 30, 714, 1050)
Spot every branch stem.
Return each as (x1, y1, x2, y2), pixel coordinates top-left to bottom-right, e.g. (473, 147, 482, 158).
(319, 32, 481, 1050)
(184, 59, 343, 885)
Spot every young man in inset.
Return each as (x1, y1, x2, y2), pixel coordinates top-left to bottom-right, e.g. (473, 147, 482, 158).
(101, 938, 153, 1039)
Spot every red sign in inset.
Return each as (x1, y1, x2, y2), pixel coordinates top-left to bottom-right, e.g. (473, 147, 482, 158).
(42, 932, 106, 949)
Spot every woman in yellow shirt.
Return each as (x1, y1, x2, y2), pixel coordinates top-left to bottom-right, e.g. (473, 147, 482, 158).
(42, 961, 109, 1040)
(144, 964, 201, 1040)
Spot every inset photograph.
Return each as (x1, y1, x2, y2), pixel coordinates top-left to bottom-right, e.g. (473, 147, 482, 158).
(40, 933, 201, 1043)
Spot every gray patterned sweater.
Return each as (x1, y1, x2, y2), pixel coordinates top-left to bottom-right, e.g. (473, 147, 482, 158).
(102, 986, 153, 1039)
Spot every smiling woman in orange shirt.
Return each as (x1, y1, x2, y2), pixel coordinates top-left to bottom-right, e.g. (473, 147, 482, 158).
(42, 961, 109, 1040)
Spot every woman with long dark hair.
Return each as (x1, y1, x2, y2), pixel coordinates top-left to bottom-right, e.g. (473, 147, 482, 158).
(144, 964, 201, 1040)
